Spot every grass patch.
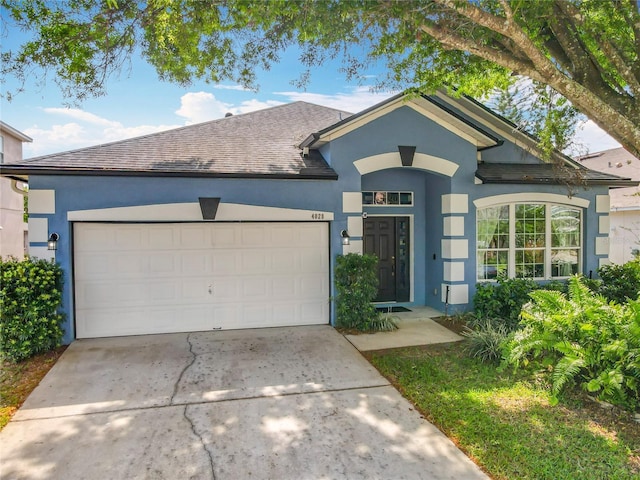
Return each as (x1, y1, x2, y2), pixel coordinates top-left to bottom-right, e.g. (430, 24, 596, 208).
(367, 343, 640, 480)
(0, 346, 66, 430)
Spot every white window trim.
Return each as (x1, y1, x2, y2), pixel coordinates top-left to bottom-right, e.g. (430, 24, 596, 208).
(477, 202, 583, 281)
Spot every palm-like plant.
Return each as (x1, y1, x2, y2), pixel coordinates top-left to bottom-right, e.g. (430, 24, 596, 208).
(504, 276, 640, 411)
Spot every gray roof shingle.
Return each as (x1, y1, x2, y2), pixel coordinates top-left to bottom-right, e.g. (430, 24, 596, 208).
(476, 162, 637, 187)
(2, 102, 350, 179)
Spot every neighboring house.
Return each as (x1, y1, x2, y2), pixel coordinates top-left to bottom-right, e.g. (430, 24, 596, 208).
(578, 148, 640, 264)
(0, 121, 32, 259)
(1, 92, 635, 344)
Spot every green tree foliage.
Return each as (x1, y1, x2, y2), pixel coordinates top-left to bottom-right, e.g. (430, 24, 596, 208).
(334, 253, 380, 331)
(1, 1, 639, 155)
(488, 78, 584, 157)
(0, 258, 65, 362)
(504, 276, 640, 411)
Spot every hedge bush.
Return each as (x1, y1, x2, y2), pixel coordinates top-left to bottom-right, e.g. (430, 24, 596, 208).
(473, 276, 540, 331)
(334, 253, 381, 331)
(596, 258, 640, 304)
(0, 257, 64, 362)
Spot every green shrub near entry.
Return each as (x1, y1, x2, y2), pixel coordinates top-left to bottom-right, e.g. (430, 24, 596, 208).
(596, 258, 640, 304)
(473, 276, 540, 331)
(334, 253, 381, 331)
(504, 276, 640, 412)
(0, 257, 65, 362)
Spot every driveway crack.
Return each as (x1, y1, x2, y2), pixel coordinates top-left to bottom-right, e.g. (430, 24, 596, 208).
(171, 333, 197, 405)
(184, 404, 217, 480)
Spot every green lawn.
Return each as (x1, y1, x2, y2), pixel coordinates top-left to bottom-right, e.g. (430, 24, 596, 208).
(367, 343, 640, 480)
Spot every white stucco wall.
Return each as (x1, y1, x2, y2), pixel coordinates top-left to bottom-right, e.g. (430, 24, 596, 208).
(609, 210, 640, 264)
(0, 130, 28, 259)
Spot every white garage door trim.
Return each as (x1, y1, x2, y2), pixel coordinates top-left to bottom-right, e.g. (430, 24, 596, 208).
(74, 222, 330, 338)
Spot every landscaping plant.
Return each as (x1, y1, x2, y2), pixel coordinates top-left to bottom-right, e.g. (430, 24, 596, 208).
(473, 276, 539, 331)
(596, 258, 640, 304)
(334, 253, 394, 332)
(0, 258, 65, 362)
(461, 319, 510, 364)
(504, 276, 640, 411)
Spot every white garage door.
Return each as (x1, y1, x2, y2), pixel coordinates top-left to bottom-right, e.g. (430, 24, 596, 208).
(74, 222, 329, 338)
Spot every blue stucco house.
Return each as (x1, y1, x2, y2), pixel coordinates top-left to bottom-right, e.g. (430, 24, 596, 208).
(1, 92, 635, 343)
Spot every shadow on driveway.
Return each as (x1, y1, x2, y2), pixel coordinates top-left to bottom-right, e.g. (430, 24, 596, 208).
(1, 326, 488, 479)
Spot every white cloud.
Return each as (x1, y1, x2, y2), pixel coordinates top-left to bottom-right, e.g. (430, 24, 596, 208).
(274, 86, 395, 113)
(24, 113, 180, 157)
(175, 91, 233, 124)
(233, 98, 285, 114)
(176, 92, 284, 121)
(213, 84, 252, 91)
(42, 108, 121, 128)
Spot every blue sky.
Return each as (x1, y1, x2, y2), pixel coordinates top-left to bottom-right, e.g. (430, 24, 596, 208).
(1, 22, 621, 159)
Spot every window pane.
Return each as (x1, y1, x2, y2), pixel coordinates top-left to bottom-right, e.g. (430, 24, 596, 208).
(551, 206, 580, 247)
(477, 250, 508, 280)
(387, 192, 399, 205)
(400, 192, 413, 205)
(477, 206, 510, 280)
(551, 249, 579, 277)
(515, 248, 545, 278)
(477, 206, 509, 249)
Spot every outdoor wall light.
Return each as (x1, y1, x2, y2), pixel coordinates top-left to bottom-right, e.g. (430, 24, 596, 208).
(47, 233, 59, 251)
(340, 229, 350, 246)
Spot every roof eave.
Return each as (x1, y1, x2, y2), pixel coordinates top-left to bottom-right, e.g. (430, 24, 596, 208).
(0, 121, 33, 143)
(0, 166, 338, 181)
(305, 91, 501, 150)
(476, 175, 638, 187)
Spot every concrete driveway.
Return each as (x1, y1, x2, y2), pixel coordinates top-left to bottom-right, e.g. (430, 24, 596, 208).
(1, 326, 487, 480)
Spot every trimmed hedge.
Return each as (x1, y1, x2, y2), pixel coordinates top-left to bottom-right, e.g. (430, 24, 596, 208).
(334, 253, 380, 331)
(0, 257, 64, 362)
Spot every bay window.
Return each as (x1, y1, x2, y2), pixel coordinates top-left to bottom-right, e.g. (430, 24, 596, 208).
(477, 203, 581, 280)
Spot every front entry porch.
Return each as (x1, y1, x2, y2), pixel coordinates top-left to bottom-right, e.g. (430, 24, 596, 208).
(343, 306, 462, 351)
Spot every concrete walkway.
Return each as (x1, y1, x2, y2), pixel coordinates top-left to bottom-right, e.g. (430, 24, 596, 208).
(345, 306, 463, 351)
(0, 326, 486, 480)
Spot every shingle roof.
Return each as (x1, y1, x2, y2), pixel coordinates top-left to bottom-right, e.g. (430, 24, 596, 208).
(476, 163, 637, 187)
(575, 148, 640, 209)
(577, 147, 640, 181)
(1, 102, 350, 179)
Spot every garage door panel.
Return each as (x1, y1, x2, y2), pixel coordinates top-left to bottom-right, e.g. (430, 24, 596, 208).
(211, 225, 237, 246)
(301, 302, 329, 325)
(210, 279, 240, 302)
(179, 225, 209, 248)
(115, 254, 146, 275)
(272, 277, 296, 298)
(211, 251, 238, 274)
(149, 254, 176, 274)
(180, 252, 210, 275)
(148, 226, 177, 249)
(74, 222, 329, 338)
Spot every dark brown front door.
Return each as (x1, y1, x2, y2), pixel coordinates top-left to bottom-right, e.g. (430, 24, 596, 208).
(363, 216, 410, 302)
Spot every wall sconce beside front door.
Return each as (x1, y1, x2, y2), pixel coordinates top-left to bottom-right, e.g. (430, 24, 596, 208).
(47, 233, 59, 251)
(340, 229, 350, 246)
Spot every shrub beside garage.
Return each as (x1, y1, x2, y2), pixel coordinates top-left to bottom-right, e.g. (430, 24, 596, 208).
(0, 258, 64, 362)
